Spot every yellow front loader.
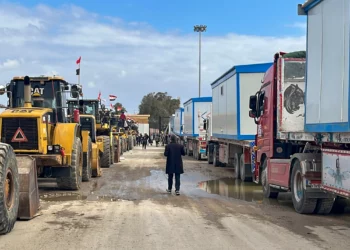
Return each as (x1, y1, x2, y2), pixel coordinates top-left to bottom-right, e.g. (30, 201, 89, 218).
(67, 99, 118, 167)
(0, 75, 93, 235)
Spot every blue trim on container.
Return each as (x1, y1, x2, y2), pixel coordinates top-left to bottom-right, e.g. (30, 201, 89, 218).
(302, 0, 322, 12)
(212, 133, 255, 141)
(210, 62, 273, 89)
(236, 73, 241, 137)
(348, 11, 350, 134)
(305, 123, 349, 133)
(304, 8, 309, 132)
(180, 108, 183, 134)
(183, 97, 212, 105)
(192, 101, 195, 135)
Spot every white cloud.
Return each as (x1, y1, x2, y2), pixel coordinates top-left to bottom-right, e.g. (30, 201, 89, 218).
(88, 81, 96, 88)
(0, 3, 306, 111)
(287, 22, 307, 31)
(0, 59, 21, 70)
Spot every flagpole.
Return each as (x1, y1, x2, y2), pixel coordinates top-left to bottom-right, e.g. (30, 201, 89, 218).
(78, 62, 80, 85)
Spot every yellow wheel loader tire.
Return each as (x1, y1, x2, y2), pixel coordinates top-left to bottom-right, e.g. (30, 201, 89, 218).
(82, 137, 92, 182)
(0, 143, 19, 235)
(57, 137, 83, 190)
(92, 155, 101, 177)
(101, 136, 111, 168)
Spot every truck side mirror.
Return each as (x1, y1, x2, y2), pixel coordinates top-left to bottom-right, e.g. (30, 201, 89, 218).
(249, 95, 257, 111)
(258, 92, 265, 116)
(249, 110, 257, 118)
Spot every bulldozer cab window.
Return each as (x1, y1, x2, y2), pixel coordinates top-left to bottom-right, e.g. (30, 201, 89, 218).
(32, 98, 56, 108)
(84, 105, 95, 115)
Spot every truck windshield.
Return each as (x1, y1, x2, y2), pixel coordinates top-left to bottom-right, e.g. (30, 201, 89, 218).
(284, 61, 306, 81)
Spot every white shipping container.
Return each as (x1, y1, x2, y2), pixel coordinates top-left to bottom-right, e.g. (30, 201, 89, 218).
(211, 63, 273, 140)
(174, 108, 184, 135)
(183, 97, 212, 137)
(303, 0, 350, 132)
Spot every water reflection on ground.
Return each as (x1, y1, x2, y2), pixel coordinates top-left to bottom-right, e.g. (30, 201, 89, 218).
(198, 177, 294, 208)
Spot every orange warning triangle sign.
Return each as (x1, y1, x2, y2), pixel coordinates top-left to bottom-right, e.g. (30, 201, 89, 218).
(11, 127, 28, 142)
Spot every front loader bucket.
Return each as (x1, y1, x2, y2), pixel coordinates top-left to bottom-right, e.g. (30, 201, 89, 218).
(16, 155, 40, 220)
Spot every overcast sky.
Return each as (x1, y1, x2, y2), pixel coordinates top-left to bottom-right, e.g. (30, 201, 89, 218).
(0, 1, 307, 113)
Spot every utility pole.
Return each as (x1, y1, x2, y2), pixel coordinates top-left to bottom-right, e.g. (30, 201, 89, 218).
(194, 25, 207, 98)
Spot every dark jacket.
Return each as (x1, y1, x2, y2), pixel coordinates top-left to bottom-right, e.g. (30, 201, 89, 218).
(164, 142, 185, 174)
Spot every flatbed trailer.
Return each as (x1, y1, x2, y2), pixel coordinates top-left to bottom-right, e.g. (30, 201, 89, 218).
(206, 63, 273, 181)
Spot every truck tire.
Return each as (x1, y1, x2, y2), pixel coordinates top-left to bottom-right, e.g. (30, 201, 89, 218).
(57, 137, 83, 190)
(0, 144, 19, 235)
(82, 137, 92, 182)
(213, 145, 220, 167)
(240, 154, 252, 182)
(100, 136, 111, 168)
(291, 160, 317, 214)
(193, 141, 197, 159)
(207, 144, 214, 164)
(234, 153, 240, 179)
(261, 159, 278, 198)
(331, 197, 347, 214)
(314, 198, 335, 215)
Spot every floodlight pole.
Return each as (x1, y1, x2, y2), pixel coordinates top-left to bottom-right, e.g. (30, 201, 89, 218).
(194, 25, 207, 98)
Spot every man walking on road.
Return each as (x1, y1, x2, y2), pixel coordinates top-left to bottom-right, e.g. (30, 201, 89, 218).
(164, 135, 185, 195)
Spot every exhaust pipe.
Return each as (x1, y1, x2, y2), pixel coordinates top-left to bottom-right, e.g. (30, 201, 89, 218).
(23, 76, 32, 108)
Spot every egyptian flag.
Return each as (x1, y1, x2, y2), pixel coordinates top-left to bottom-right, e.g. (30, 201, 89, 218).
(76, 56, 81, 75)
(109, 95, 117, 101)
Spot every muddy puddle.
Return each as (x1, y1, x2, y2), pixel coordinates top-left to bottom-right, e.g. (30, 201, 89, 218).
(198, 177, 294, 207)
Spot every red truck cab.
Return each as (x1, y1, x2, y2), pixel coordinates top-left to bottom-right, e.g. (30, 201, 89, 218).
(248, 51, 335, 214)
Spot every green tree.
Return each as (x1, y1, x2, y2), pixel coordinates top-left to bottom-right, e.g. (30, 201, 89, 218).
(113, 102, 127, 115)
(138, 92, 180, 128)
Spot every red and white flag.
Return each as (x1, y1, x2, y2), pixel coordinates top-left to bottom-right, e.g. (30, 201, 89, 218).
(76, 56, 81, 64)
(110, 103, 113, 109)
(97, 91, 101, 100)
(109, 95, 117, 101)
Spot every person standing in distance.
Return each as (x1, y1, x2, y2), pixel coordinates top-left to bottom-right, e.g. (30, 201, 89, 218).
(164, 135, 185, 195)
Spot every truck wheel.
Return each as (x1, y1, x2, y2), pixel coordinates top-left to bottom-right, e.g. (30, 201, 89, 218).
(57, 137, 83, 190)
(331, 197, 347, 214)
(0, 144, 19, 235)
(240, 154, 252, 182)
(261, 159, 278, 198)
(213, 145, 220, 167)
(291, 160, 317, 214)
(314, 198, 335, 215)
(193, 142, 197, 159)
(100, 136, 111, 168)
(234, 153, 240, 179)
(82, 137, 92, 182)
(207, 144, 213, 164)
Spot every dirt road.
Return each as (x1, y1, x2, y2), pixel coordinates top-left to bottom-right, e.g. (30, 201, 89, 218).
(1, 146, 350, 249)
